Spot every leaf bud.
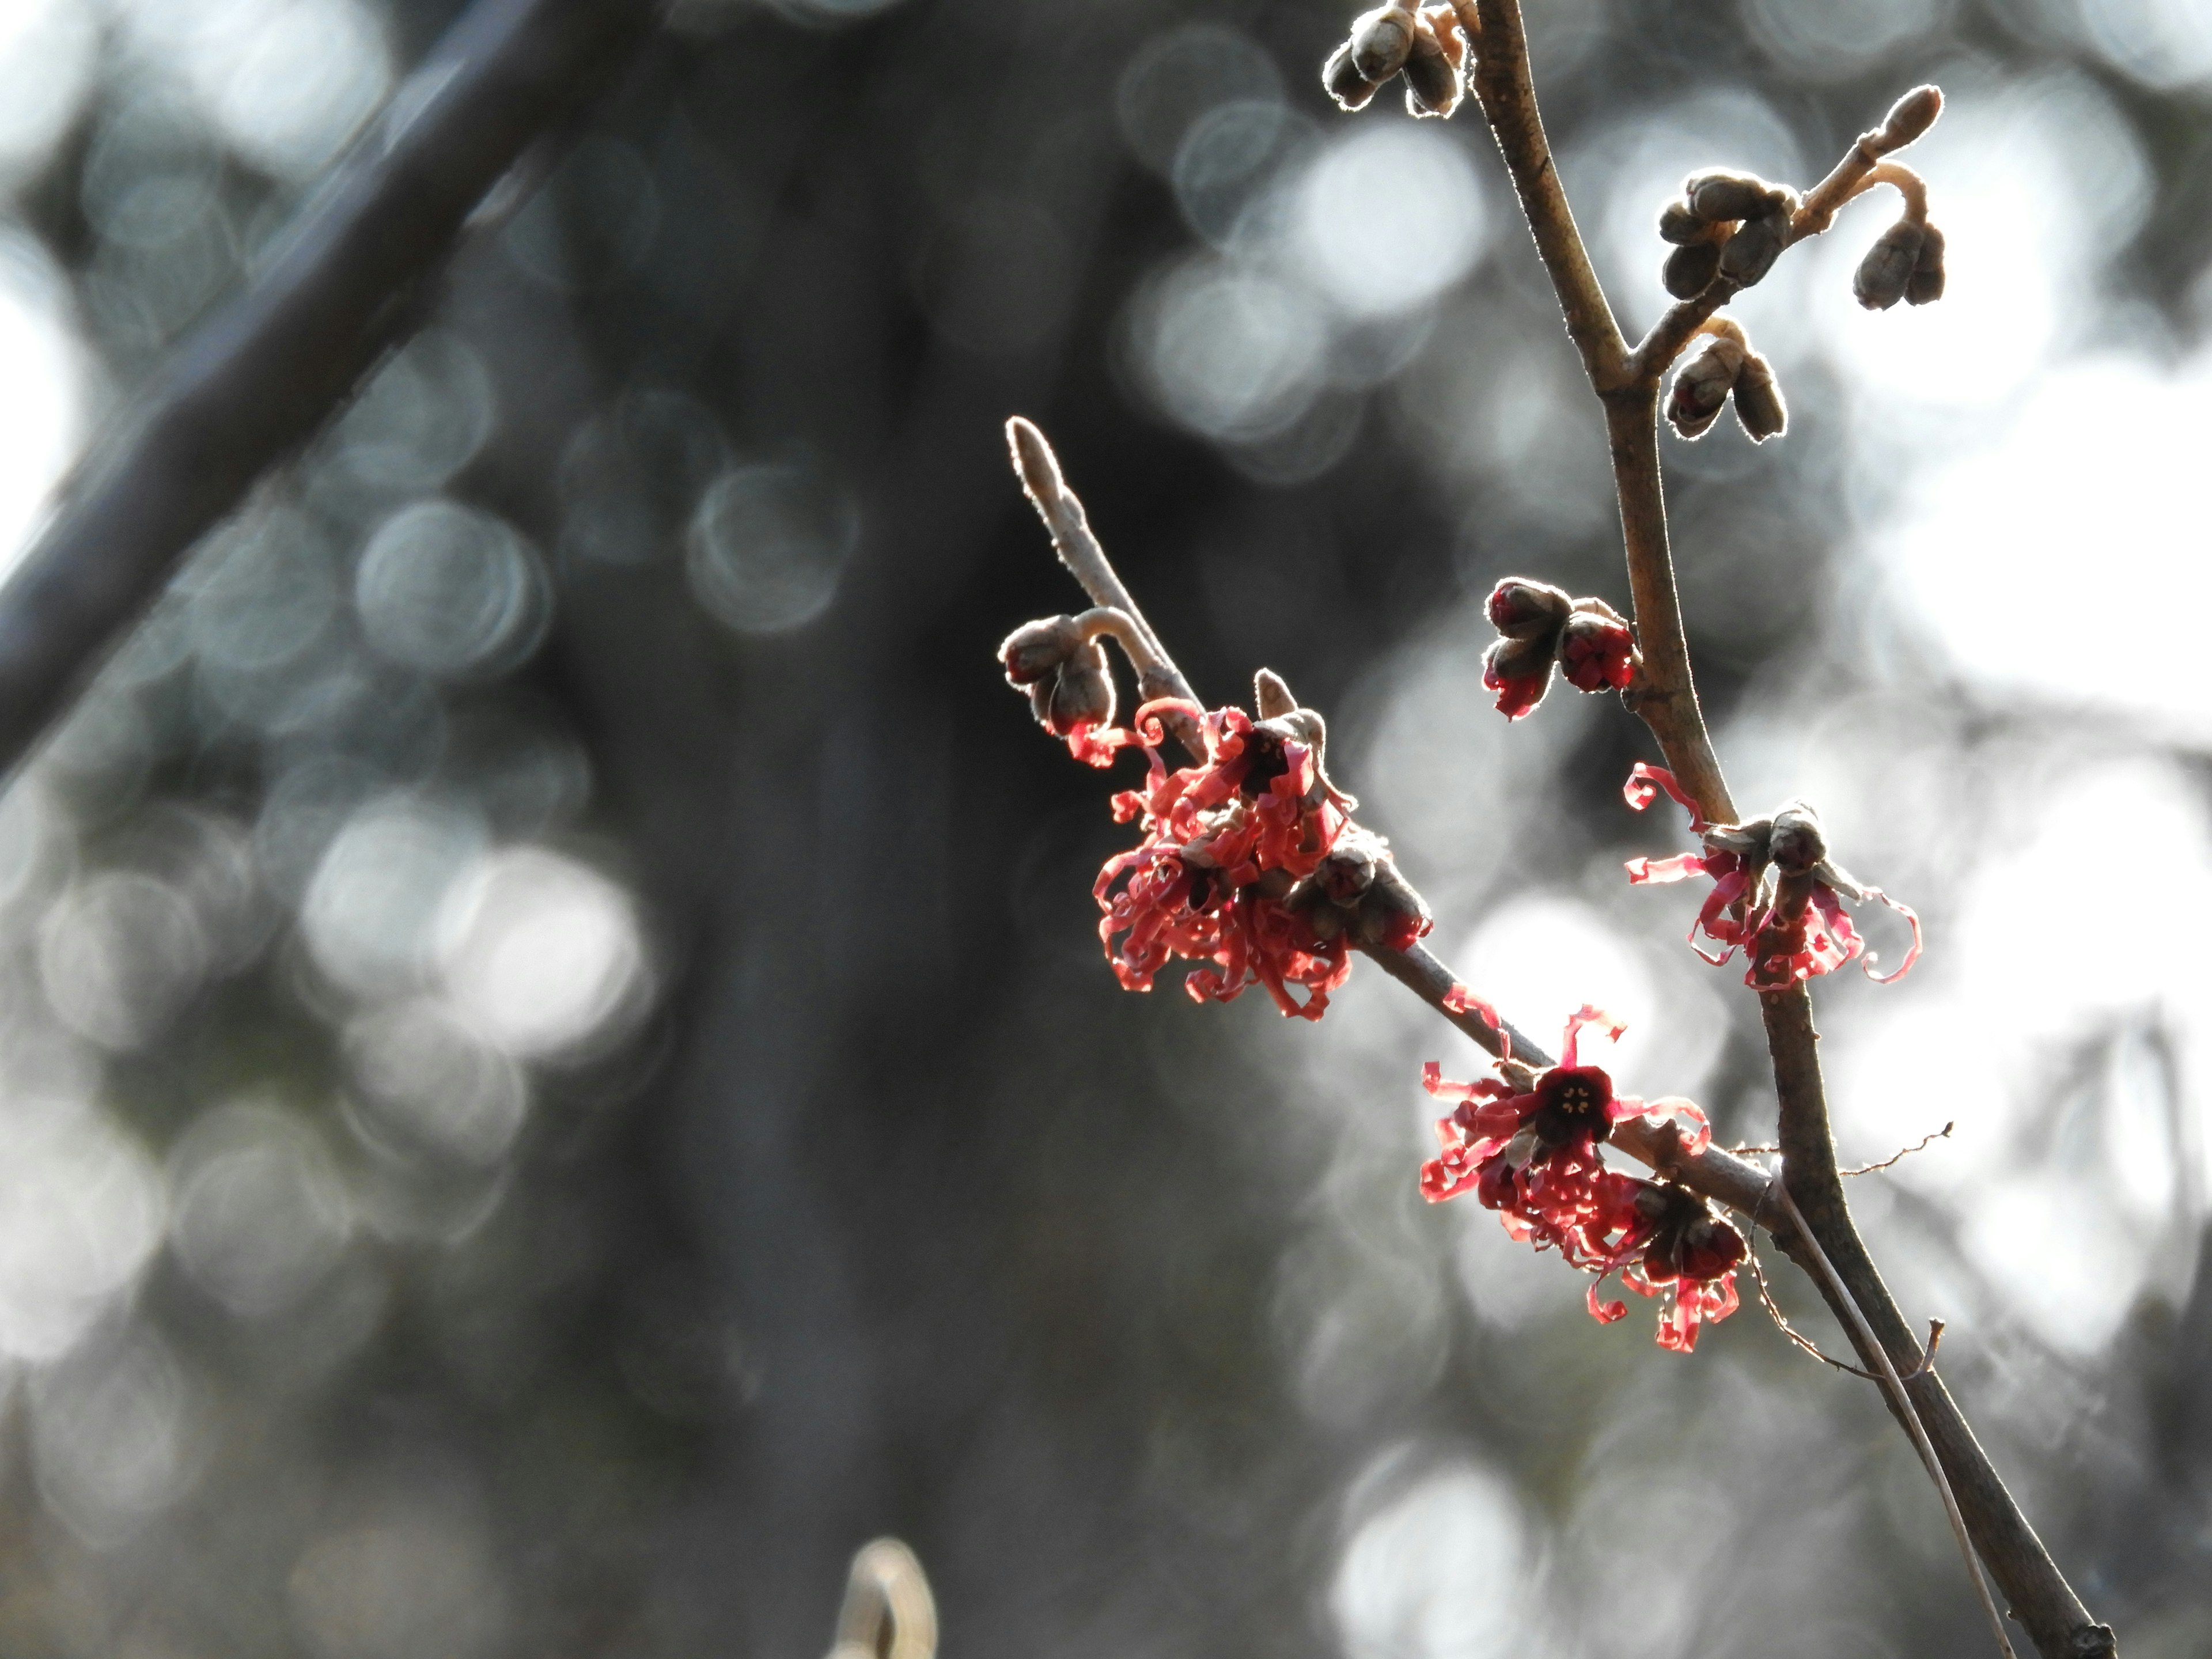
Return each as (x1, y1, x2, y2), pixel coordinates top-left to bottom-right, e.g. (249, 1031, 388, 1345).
(1874, 85, 1943, 153)
(1402, 9, 1463, 118)
(1717, 208, 1789, 287)
(1657, 199, 1703, 245)
(1852, 219, 1923, 311)
(1000, 615, 1084, 685)
(1349, 4, 1417, 82)
(1661, 240, 1721, 300)
(1665, 335, 1744, 441)
(1730, 351, 1787, 443)
(1486, 577, 1572, 641)
(1907, 221, 1946, 305)
(1322, 40, 1382, 111)
(1685, 171, 1786, 224)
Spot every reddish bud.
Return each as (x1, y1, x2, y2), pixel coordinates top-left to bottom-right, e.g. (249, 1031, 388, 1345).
(1731, 351, 1787, 443)
(1677, 1213, 1747, 1282)
(1486, 577, 1571, 640)
(1482, 639, 1550, 720)
(1349, 4, 1416, 81)
(1853, 219, 1924, 310)
(1907, 221, 1946, 306)
(1665, 335, 1744, 441)
(1029, 642, 1115, 737)
(1558, 609, 1636, 693)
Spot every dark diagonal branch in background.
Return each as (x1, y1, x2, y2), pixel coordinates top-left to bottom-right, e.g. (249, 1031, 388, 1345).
(0, 0, 664, 782)
(1457, 4, 2111, 1654)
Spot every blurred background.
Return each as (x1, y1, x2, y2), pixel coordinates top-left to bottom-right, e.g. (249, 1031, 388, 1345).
(0, 0, 2203, 1654)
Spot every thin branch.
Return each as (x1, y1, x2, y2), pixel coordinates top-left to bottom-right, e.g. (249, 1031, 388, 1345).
(0, 0, 664, 783)
(1776, 1184, 2018, 1659)
(1844, 1122, 1954, 1176)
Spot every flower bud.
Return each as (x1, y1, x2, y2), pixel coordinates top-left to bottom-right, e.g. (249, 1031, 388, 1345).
(1768, 802, 1827, 873)
(1402, 10, 1463, 118)
(1852, 218, 1923, 310)
(1907, 221, 1946, 305)
(1032, 641, 1115, 736)
(1482, 635, 1552, 719)
(1558, 608, 1636, 693)
(1874, 85, 1943, 153)
(1657, 199, 1703, 245)
(1486, 577, 1571, 640)
(1355, 855, 1431, 951)
(1676, 1213, 1747, 1282)
(1717, 208, 1788, 287)
(1661, 240, 1721, 300)
(1685, 171, 1785, 224)
(1001, 615, 1084, 685)
(1730, 351, 1787, 443)
(1665, 335, 1744, 441)
(1350, 4, 1416, 81)
(1323, 40, 1382, 111)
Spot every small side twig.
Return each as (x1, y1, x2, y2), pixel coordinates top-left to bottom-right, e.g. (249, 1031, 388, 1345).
(1745, 1240, 1944, 1382)
(1843, 1122, 1955, 1177)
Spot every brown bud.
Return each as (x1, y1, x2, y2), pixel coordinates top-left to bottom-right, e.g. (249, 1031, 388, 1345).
(1685, 171, 1786, 224)
(1032, 642, 1115, 736)
(1402, 10, 1462, 118)
(1353, 855, 1430, 951)
(1906, 221, 1945, 305)
(1323, 40, 1382, 112)
(1852, 219, 1923, 310)
(1768, 802, 1827, 873)
(1657, 199, 1703, 246)
(1486, 577, 1572, 641)
(1875, 85, 1943, 153)
(1483, 632, 1554, 684)
(1717, 208, 1789, 287)
(1349, 5, 1417, 82)
(1665, 335, 1744, 441)
(1731, 351, 1787, 443)
(1000, 615, 1084, 685)
(1253, 668, 1299, 720)
(1662, 240, 1721, 300)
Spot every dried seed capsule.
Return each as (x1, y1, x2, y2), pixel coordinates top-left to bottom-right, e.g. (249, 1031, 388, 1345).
(1657, 199, 1703, 245)
(1731, 350, 1786, 442)
(1402, 13, 1463, 116)
(1717, 209, 1788, 287)
(1001, 615, 1084, 685)
(1852, 219, 1924, 310)
(1907, 221, 1946, 305)
(1665, 335, 1745, 441)
(1322, 40, 1382, 111)
(1662, 240, 1721, 299)
(1685, 170, 1784, 224)
(1349, 4, 1417, 81)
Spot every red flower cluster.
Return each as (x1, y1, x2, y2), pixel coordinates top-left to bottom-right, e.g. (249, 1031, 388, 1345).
(1095, 699, 1428, 1020)
(1482, 579, 1638, 720)
(1623, 764, 1922, 990)
(1418, 1007, 1740, 1350)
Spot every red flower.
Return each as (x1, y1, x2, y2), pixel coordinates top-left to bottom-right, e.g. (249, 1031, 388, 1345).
(1096, 699, 1359, 1019)
(1418, 1005, 1711, 1260)
(1557, 611, 1636, 694)
(1623, 763, 1922, 990)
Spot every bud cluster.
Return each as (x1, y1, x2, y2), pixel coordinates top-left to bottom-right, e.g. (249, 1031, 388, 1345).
(1482, 578, 1638, 719)
(1665, 330, 1786, 444)
(1001, 615, 1116, 759)
(1853, 215, 1946, 310)
(1323, 3, 1467, 119)
(1656, 170, 1800, 298)
(1286, 826, 1431, 953)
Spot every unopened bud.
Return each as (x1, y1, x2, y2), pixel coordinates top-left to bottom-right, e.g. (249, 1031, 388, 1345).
(1662, 240, 1721, 300)
(1350, 4, 1416, 81)
(1657, 199, 1703, 246)
(1253, 668, 1298, 719)
(1323, 40, 1382, 111)
(1906, 221, 1945, 305)
(1717, 208, 1789, 287)
(1355, 855, 1431, 952)
(1874, 84, 1943, 153)
(1768, 802, 1827, 873)
(1731, 351, 1787, 443)
(1558, 608, 1636, 693)
(1685, 171, 1786, 225)
(1001, 615, 1084, 685)
(1482, 634, 1553, 719)
(1033, 642, 1115, 736)
(1486, 577, 1571, 641)
(1665, 335, 1744, 441)
(1677, 1213, 1747, 1282)
(1402, 10, 1463, 118)
(1315, 834, 1381, 907)
(1852, 218, 1924, 310)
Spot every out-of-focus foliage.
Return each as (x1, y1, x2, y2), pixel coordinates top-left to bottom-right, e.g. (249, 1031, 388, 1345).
(0, 0, 2206, 1656)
